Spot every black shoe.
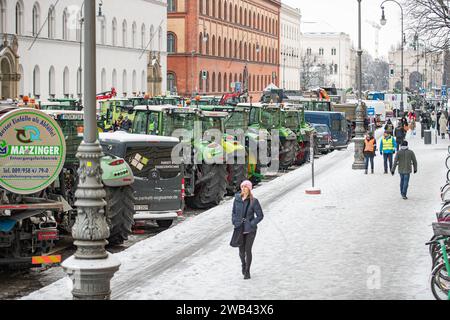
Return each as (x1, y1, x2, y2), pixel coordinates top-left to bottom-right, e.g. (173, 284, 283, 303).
(241, 264, 246, 276)
(371, 169, 374, 174)
(244, 271, 251, 280)
(402, 195, 408, 200)
(365, 170, 368, 174)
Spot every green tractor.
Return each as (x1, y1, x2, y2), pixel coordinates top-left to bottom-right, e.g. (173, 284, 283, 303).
(131, 105, 228, 209)
(197, 104, 265, 185)
(280, 103, 317, 165)
(98, 98, 135, 132)
(39, 98, 83, 111)
(43, 110, 136, 245)
(128, 95, 184, 108)
(244, 102, 298, 170)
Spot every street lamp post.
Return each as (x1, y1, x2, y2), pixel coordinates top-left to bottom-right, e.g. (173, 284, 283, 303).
(353, 0, 366, 170)
(62, 0, 120, 300)
(380, 0, 404, 117)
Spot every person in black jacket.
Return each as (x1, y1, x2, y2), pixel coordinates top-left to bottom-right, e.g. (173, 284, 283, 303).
(394, 122, 406, 151)
(232, 180, 264, 280)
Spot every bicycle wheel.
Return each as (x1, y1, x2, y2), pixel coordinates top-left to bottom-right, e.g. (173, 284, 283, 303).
(447, 170, 450, 183)
(446, 156, 450, 170)
(430, 263, 450, 300)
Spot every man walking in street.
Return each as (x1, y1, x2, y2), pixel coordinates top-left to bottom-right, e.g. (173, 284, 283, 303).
(394, 122, 406, 151)
(380, 131, 397, 174)
(391, 141, 418, 200)
(363, 131, 377, 174)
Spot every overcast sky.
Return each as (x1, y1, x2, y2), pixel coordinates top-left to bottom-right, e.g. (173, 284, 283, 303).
(282, 0, 404, 59)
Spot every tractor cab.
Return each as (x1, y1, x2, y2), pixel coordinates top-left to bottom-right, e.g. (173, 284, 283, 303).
(99, 98, 135, 131)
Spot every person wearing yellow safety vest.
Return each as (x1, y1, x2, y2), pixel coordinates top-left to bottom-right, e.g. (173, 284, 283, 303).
(379, 131, 397, 174)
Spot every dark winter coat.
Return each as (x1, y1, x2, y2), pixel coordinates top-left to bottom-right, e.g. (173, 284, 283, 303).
(394, 126, 406, 143)
(232, 194, 264, 234)
(392, 148, 418, 174)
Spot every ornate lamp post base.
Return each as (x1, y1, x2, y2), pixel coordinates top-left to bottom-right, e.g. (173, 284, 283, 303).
(352, 136, 366, 169)
(62, 253, 120, 300)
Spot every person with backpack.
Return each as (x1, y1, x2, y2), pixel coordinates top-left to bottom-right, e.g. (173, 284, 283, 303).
(363, 131, 377, 174)
(392, 140, 418, 200)
(231, 180, 264, 280)
(384, 119, 394, 133)
(380, 131, 397, 174)
(394, 122, 406, 151)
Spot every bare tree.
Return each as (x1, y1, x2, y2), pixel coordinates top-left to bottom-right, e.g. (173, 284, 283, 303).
(361, 51, 389, 91)
(403, 0, 450, 51)
(300, 52, 330, 90)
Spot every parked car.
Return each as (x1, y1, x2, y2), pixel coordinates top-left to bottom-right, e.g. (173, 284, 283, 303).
(311, 123, 332, 154)
(304, 111, 348, 149)
(99, 131, 183, 228)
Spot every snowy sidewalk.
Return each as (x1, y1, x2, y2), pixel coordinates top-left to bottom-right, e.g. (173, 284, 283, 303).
(24, 127, 447, 300)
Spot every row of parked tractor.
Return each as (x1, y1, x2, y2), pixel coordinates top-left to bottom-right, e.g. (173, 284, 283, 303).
(0, 90, 352, 268)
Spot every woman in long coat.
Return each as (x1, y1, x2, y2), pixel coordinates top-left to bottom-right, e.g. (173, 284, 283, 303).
(439, 113, 448, 139)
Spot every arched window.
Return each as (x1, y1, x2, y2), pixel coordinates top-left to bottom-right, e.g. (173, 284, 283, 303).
(199, 33, 203, 54)
(112, 69, 117, 88)
(244, 42, 247, 60)
(32, 3, 40, 37)
(199, 0, 203, 14)
(212, 72, 216, 92)
(49, 66, 55, 97)
(77, 68, 82, 96)
(218, 0, 222, 19)
(218, 36, 222, 56)
(141, 70, 146, 93)
(48, 6, 55, 39)
(229, 3, 232, 22)
(33, 65, 40, 97)
(319, 48, 324, 55)
(239, 41, 242, 59)
(15, 1, 24, 35)
(158, 26, 162, 52)
(62, 8, 69, 40)
(307, 48, 312, 55)
(63, 67, 69, 96)
(132, 22, 137, 48)
(0, 0, 6, 34)
(18, 64, 24, 96)
(234, 5, 238, 23)
(168, 0, 177, 12)
(244, 8, 247, 26)
(100, 17, 106, 44)
(223, 73, 227, 91)
(112, 18, 118, 46)
(205, 71, 209, 92)
(212, 0, 216, 17)
(167, 32, 176, 53)
(223, 1, 227, 20)
(141, 23, 146, 49)
(76, 12, 82, 41)
(122, 70, 127, 95)
(239, 7, 242, 25)
(229, 39, 232, 58)
(218, 72, 222, 92)
(212, 35, 216, 55)
(167, 72, 176, 93)
(101, 68, 107, 91)
(122, 20, 127, 47)
(199, 71, 203, 91)
(150, 25, 154, 50)
(331, 48, 337, 55)
(234, 40, 237, 58)
(205, 0, 209, 15)
(223, 37, 227, 57)
(205, 34, 210, 54)
(132, 70, 137, 93)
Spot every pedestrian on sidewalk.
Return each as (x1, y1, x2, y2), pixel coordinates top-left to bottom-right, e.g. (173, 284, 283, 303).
(363, 131, 377, 174)
(409, 118, 416, 136)
(431, 111, 437, 129)
(439, 113, 448, 139)
(394, 122, 406, 151)
(231, 180, 264, 280)
(379, 131, 397, 174)
(384, 119, 394, 133)
(391, 141, 418, 200)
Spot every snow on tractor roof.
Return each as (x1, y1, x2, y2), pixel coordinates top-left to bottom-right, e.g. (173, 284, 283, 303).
(133, 105, 198, 113)
(99, 131, 179, 144)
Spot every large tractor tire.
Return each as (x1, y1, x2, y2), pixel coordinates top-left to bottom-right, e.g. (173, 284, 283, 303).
(226, 163, 248, 195)
(185, 164, 227, 209)
(105, 185, 135, 246)
(279, 140, 297, 170)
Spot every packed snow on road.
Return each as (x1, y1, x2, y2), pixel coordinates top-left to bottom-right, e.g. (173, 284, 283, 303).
(24, 129, 445, 300)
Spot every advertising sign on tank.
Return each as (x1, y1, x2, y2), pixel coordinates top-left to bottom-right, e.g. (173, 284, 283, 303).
(0, 108, 66, 194)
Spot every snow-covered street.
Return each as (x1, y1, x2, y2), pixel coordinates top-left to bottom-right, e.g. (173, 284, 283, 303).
(24, 127, 447, 300)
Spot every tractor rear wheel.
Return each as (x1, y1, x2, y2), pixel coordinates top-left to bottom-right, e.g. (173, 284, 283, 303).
(105, 185, 135, 246)
(279, 140, 297, 170)
(186, 164, 227, 209)
(226, 163, 248, 195)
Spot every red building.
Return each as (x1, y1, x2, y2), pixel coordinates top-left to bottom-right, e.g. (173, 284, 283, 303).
(167, 0, 281, 98)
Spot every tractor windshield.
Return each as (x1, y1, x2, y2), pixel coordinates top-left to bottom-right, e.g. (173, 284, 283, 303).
(133, 111, 159, 135)
(283, 111, 299, 129)
(261, 108, 280, 129)
(165, 112, 196, 135)
(224, 112, 247, 130)
(202, 117, 223, 132)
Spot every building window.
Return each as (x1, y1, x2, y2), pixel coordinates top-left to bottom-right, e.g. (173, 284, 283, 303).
(32, 3, 40, 37)
(33, 65, 40, 97)
(150, 25, 154, 50)
(334, 64, 338, 74)
(141, 24, 146, 49)
(15, 1, 23, 35)
(122, 20, 127, 47)
(112, 69, 117, 88)
(122, 70, 127, 95)
(0, 0, 5, 34)
(331, 48, 337, 55)
(112, 18, 117, 46)
(63, 67, 69, 96)
(62, 9, 69, 40)
(77, 68, 82, 96)
(132, 22, 137, 48)
(100, 18, 106, 44)
(168, 0, 176, 12)
(319, 48, 324, 55)
(48, 6, 55, 39)
(49, 66, 55, 97)
(101, 68, 107, 91)
(167, 72, 176, 93)
(167, 32, 176, 53)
